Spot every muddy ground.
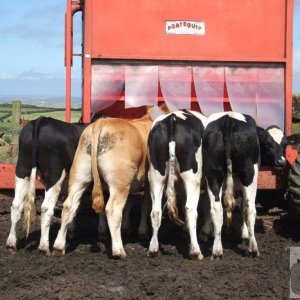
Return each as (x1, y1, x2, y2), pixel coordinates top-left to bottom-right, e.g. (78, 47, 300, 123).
(1, 191, 300, 299)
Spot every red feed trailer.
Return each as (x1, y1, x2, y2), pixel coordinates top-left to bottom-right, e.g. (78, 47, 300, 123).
(0, 0, 298, 208)
(63, 0, 298, 191)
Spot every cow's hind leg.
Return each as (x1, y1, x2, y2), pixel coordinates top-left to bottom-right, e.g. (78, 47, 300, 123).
(53, 183, 88, 254)
(98, 211, 109, 240)
(147, 167, 165, 257)
(138, 183, 151, 239)
(105, 188, 130, 258)
(199, 190, 214, 242)
(182, 172, 203, 260)
(242, 165, 260, 257)
(53, 156, 92, 254)
(206, 179, 224, 260)
(39, 170, 66, 255)
(121, 197, 133, 234)
(6, 176, 30, 251)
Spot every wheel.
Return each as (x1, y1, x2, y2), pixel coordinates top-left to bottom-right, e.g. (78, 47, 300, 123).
(286, 153, 300, 219)
(256, 189, 286, 211)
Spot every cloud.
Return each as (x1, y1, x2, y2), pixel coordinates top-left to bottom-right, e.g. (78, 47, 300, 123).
(0, 68, 65, 81)
(0, 72, 12, 80)
(0, 3, 64, 46)
(16, 69, 53, 80)
(0, 67, 81, 97)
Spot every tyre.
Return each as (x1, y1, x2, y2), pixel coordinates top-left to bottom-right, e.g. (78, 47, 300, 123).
(256, 189, 286, 211)
(287, 154, 300, 219)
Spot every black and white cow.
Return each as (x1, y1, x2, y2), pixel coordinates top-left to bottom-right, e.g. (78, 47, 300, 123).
(6, 117, 90, 255)
(201, 112, 287, 259)
(147, 110, 207, 260)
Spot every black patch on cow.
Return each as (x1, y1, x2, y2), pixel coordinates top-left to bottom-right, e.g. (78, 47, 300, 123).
(148, 110, 205, 176)
(16, 117, 88, 190)
(203, 114, 259, 192)
(257, 126, 287, 168)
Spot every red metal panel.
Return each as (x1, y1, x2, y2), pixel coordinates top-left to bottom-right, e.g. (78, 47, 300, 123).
(0, 164, 44, 190)
(285, 0, 294, 136)
(89, 0, 287, 61)
(257, 168, 288, 190)
(82, 0, 92, 123)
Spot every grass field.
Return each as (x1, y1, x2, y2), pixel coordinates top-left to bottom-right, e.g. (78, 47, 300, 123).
(1, 96, 300, 163)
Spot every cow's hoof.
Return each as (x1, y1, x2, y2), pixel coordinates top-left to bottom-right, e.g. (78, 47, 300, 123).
(112, 250, 127, 259)
(247, 249, 260, 257)
(52, 247, 65, 255)
(147, 250, 159, 258)
(210, 253, 223, 261)
(190, 252, 204, 261)
(6, 243, 17, 254)
(38, 246, 51, 256)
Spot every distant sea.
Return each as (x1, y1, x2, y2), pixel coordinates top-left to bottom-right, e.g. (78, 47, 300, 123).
(0, 95, 82, 109)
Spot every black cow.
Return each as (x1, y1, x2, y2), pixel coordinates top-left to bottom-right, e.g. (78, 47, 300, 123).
(6, 117, 89, 255)
(147, 110, 207, 260)
(201, 112, 287, 259)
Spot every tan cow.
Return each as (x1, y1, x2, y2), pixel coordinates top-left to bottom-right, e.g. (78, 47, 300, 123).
(53, 104, 168, 257)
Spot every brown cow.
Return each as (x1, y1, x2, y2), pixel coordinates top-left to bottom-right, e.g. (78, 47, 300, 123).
(53, 104, 168, 257)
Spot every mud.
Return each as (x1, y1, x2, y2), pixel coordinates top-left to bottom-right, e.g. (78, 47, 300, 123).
(1, 191, 300, 299)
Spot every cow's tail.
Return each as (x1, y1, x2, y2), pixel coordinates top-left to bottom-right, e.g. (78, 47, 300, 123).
(91, 122, 105, 213)
(165, 115, 183, 225)
(223, 120, 236, 225)
(23, 118, 41, 237)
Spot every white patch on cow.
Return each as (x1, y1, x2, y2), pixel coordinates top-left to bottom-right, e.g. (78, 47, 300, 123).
(206, 178, 224, 258)
(241, 163, 260, 256)
(207, 112, 228, 124)
(53, 152, 92, 254)
(268, 127, 284, 145)
(207, 111, 246, 124)
(148, 166, 166, 256)
(189, 111, 208, 127)
(39, 169, 66, 254)
(180, 146, 203, 260)
(152, 112, 172, 127)
(169, 140, 175, 157)
(6, 176, 30, 249)
(173, 110, 188, 120)
(153, 110, 207, 128)
(227, 111, 246, 122)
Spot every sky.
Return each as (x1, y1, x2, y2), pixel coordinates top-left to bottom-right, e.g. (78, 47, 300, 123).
(0, 0, 299, 99)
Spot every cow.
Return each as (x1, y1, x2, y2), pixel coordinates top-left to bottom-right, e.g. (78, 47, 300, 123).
(6, 117, 92, 255)
(200, 112, 287, 259)
(52, 104, 169, 257)
(146, 110, 207, 260)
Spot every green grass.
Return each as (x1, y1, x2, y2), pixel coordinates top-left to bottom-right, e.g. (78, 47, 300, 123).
(0, 103, 82, 145)
(21, 110, 82, 122)
(292, 122, 300, 134)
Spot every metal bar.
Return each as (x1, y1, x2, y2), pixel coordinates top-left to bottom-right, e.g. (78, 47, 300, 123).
(284, 0, 294, 136)
(65, 0, 72, 123)
(65, 0, 82, 123)
(82, 0, 92, 123)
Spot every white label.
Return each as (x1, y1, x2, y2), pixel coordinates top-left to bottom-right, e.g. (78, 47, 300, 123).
(165, 20, 205, 35)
